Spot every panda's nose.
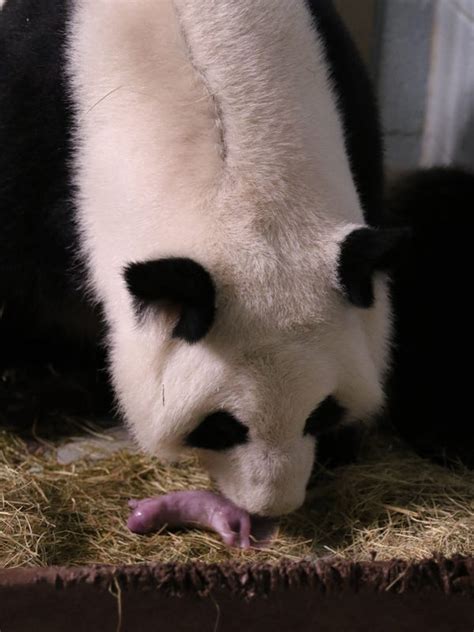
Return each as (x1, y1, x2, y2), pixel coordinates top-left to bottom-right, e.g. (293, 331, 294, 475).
(233, 481, 306, 517)
(256, 491, 306, 517)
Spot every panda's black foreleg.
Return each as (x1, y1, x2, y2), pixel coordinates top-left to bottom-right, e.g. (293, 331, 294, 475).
(383, 167, 474, 468)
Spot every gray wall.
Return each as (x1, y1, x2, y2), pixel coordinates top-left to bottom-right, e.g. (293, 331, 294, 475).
(422, 0, 474, 168)
(337, 0, 474, 172)
(375, 0, 435, 171)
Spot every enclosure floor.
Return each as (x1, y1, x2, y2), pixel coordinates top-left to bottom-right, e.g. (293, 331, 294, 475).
(1, 417, 473, 568)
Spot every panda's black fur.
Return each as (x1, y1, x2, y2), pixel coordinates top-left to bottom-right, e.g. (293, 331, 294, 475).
(0, 0, 104, 371)
(308, 0, 384, 227)
(0, 0, 111, 420)
(384, 167, 474, 468)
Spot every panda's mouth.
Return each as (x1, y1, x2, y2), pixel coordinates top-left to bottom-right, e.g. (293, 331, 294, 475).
(127, 490, 278, 548)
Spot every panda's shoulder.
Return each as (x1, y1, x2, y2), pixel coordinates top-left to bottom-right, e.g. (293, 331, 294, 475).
(306, 0, 384, 226)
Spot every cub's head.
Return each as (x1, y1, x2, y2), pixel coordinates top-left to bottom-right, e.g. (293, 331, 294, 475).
(115, 226, 406, 517)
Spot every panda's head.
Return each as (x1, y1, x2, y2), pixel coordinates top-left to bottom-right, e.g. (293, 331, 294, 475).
(116, 225, 406, 517)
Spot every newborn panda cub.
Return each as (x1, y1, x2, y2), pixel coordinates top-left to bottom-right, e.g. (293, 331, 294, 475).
(0, 0, 405, 543)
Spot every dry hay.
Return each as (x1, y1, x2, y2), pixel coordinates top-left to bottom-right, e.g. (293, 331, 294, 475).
(1, 424, 473, 568)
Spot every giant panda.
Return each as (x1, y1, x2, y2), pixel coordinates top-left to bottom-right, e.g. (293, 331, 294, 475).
(0, 0, 406, 516)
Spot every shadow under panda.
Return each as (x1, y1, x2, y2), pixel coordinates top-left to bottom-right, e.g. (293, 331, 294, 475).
(383, 167, 474, 468)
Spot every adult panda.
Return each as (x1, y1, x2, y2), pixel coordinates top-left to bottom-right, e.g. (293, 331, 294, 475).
(0, 0, 406, 516)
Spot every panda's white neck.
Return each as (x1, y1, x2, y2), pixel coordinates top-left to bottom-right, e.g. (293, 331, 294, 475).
(174, 0, 361, 220)
(68, 0, 364, 309)
(69, 0, 362, 210)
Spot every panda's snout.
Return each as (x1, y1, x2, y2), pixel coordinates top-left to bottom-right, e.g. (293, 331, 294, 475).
(238, 485, 306, 517)
(203, 437, 315, 517)
(217, 462, 307, 518)
(254, 494, 306, 518)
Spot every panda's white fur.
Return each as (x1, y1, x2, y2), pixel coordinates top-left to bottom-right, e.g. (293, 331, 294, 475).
(67, 0, 390, 516)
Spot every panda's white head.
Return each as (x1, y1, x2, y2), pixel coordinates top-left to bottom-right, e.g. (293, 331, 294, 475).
(112, 224, 406, 517)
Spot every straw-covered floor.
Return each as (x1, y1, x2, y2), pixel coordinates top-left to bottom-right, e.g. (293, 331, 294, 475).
(1, 418, 473, 568)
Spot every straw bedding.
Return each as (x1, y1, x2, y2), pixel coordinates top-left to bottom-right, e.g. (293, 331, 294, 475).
(1, 418, 473, 568)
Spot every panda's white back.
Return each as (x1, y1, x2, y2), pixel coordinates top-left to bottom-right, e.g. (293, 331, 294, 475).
(68, 0, 363, 312)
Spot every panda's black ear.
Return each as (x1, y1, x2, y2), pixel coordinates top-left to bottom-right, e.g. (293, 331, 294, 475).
(124, 258, 216, 343)
(338, 227, 410, 308)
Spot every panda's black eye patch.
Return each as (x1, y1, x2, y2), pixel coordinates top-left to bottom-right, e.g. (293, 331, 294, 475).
(304, 396, 346, 437)
(185, 412, 249, 451)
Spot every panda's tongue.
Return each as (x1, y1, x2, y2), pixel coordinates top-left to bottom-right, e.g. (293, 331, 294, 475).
(127, 490, 278, 549)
